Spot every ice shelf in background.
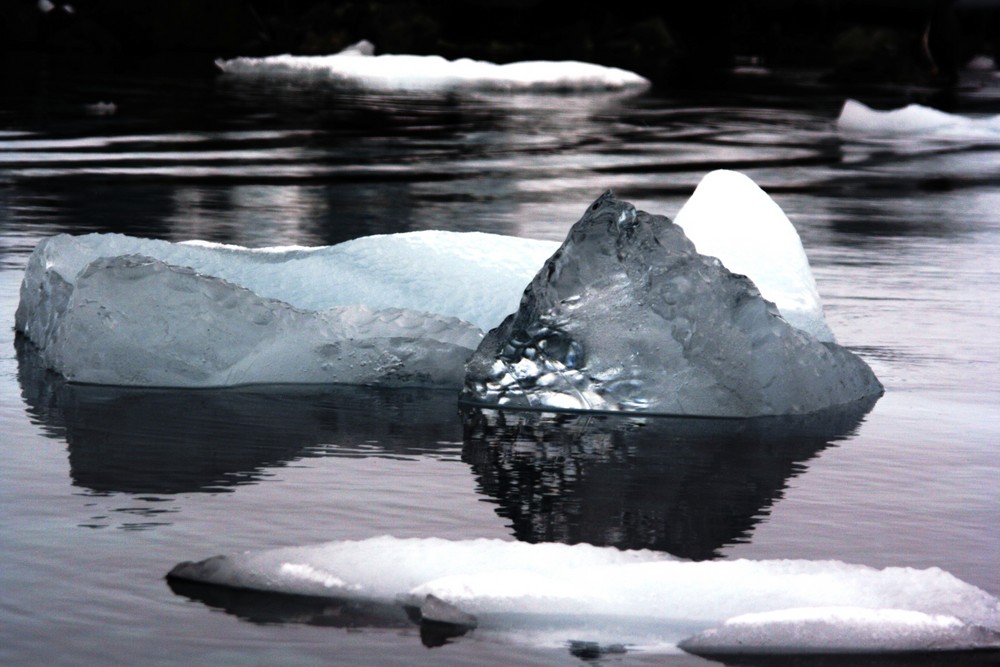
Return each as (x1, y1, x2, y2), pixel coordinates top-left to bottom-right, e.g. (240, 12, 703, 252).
(674, 170, 834, 342)
(216, 40, 650, 92)
(167, 536, 1000, 655)
(837, 98, 1000, 139)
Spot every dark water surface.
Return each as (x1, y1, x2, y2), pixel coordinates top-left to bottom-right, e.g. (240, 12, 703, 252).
(2, 67, 999, 666)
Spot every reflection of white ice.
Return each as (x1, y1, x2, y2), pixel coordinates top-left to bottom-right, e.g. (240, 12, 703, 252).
(217, 41, 651, 92)
(168, 535, 1000, 655)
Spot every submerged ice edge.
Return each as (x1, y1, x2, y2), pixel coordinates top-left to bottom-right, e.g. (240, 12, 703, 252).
(166, 536, 1000, 655)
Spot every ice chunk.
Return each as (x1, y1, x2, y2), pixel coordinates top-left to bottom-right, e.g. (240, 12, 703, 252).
(673, 170, 834, 342)
(837, 98, 1000, 139)
(15, 231, 556, 387)
(462, 191, 882, 417)
(167, 537, 1000, 654)
(216, 41, 650, 92)
(679, 607, 1000, 656)
(38, 254, 481, 387)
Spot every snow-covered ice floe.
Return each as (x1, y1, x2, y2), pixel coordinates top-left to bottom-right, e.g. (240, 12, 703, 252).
(216, 40, 650, 92)
(16, 170, 867, 414)
(837, 98, 1000, 140)
(167, 536, 1000, 656)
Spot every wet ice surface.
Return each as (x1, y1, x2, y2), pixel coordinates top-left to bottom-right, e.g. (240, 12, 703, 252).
(167, 536, 1000, 655)
(462, 191, 881, 416)
(216, 40, 651, 92)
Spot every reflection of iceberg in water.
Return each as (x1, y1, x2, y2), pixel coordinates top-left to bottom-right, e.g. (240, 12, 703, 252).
(461, 397, 877, 560)
(16, 337, 462, 495)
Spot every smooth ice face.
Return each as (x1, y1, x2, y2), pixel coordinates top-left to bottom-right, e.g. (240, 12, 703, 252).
(216, 41, 650, 92)
(837, 99, 1000, 139)
(673, 169, 834, 342)
(15, 231, 556, 387)
(167, 536, 1000, 655)
(462, 192, 882, 417)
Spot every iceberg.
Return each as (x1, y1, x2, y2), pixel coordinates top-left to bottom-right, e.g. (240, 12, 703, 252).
(15, 171, 855, 394)
(216, 40, 650, 93)
(837, 98, 1000, 139)
(461, 191, 882, 417)
(167, 536, 1000, 655)
(15, 231, 555, 387)
(673, 170, 834, 342)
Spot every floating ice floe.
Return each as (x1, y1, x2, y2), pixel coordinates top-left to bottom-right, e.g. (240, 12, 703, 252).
(15, 231, 554, 387)
(216, 40, 650, 92)
(462, 190, 880, 416)
(167, 536, 1000, 656)
(837, 98, 1000, 139)
(16, 171, 856, 405)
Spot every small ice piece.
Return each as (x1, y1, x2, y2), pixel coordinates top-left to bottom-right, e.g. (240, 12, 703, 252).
(836, 98, 1000, 138)
(673, 169, 834, 342)
(678, 607, 1000, 655)
(462, 191, 882, 417)
(419, 594, 478, 629)
(84, 101, 117, 116)
(215, 41, 651, 92)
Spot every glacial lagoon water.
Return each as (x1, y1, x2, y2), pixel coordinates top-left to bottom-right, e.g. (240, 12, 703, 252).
(2, 66, 999, 665)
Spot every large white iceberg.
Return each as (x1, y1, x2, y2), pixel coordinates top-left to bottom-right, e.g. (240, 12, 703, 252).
(837, 98, 1000, 139)
(167, 536, 1000, 655)
(15, 171, 844, 392)
(216, 40, 650, 92)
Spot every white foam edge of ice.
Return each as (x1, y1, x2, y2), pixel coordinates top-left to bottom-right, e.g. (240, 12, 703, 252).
(836, 98, 1000, 138)
(168, 536, 1000, 654)
(215, 40, 651, 92)
(672, 169, 835, 342)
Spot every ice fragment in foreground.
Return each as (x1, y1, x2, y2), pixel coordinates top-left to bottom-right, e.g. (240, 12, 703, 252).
(462, 191, 882, 416)
(166, 536, 1000, 655)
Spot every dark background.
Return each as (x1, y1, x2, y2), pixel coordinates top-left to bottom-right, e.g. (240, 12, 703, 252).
(2, 0, 999, 88)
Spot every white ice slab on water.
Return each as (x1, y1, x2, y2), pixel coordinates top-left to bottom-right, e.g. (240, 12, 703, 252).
(168, 536, 1000, 655)
(16, 171, 841, 391)
(837, 98, 1000, 139)
(216, 40, 650, 92)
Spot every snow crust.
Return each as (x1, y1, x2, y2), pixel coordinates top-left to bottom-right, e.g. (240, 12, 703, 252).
(674, 170, 834, 342)
(837, 99, 1000, 139)
(168, 536, 1000, 654)
(216, 40, 650, 92)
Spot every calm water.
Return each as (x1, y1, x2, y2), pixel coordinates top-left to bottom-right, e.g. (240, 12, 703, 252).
(2, 67, 999, 666)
